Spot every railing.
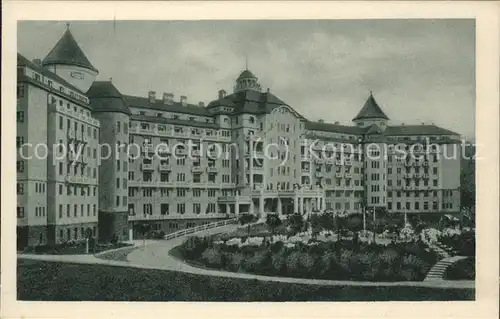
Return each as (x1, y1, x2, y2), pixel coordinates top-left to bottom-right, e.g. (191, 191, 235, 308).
(164, 218, 238, 240)
(159, 164, 172, 171)
(130, 126, 232, 143)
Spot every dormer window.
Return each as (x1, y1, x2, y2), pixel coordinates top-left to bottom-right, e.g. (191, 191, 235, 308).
(249, 116, 255, 124)
(157, 113, 163, 118)
(139, 111, 146, 116)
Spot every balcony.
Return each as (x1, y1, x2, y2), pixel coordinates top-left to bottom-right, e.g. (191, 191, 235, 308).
(414, 173, 421, 179)
(423, 161, 429, 166)
(159, 164, 172, 171)
(67, 152, 78, 162)
(423, 173, 429, 179)
(301, 167, 310, 173)
(206, 167, 218, 174)
(65, 175, 91, 184)
(82, 134, 90, 144)
(191, 166, 203, 173)
(141, 144, 154, 153)
(344, 160, 352, 166)
(191, 150, 201, 157)
(252, 166, 264, 173)
(81, 155, 90, 165)
(345, 173, 353, 179)
(141, 163, 154, 171)
(67, 129, 76, 140)
(176, 148, 187, 156)
(314, 171, 324, 178)
(335, 160, 342, 166)
(335, 172, 343, 178)
(325, 158, 335, 165)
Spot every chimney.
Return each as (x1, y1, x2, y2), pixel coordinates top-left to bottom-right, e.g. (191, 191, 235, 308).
(318, 119, 325, 123)
(218, 89, 226, 99)
(198, 101, 205, 107)
(163, 93, 174, 105)
(32, 59, 42, 66)
(334, 121, 340, 125)
(180, 95, 187, 106)
(148, 91, 156, 104)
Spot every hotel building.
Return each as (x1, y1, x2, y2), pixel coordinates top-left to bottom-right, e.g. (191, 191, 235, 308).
(16, 28, 461, 247)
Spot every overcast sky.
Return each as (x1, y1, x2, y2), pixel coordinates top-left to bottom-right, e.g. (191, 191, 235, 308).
(18, 20, 475, 138)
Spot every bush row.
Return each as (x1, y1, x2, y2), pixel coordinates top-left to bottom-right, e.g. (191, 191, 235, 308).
(178, 236, 438, 282)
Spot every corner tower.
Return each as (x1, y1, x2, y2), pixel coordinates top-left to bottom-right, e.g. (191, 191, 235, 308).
(42, 26, 98, 92)
(87, 81, 131, 242)
(352, 92, 390, 130)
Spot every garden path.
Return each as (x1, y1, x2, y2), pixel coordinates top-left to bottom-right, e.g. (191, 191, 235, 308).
(18, 224, 474, 289)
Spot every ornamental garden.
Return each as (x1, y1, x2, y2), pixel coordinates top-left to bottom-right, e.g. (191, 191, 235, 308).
(174, 212, 475, 282)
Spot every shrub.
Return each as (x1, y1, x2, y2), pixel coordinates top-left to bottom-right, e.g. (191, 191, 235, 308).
(182, 236, 208, 260)
(239, 213, 255, 226)
(243, 250, 272, 274)
(270, 241, 284, 254)
(400, 254, 428, 281)
(227, 253, 246, 272)
(201, 248, 223, 268)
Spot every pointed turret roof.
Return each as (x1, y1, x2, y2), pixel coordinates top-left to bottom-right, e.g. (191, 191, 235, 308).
(353, 92, 389, 121)
(42, 28, 98, 73)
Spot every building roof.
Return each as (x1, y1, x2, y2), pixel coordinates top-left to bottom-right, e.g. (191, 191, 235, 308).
(130, 114, 220, 129)
(385, 125, 458, 136)
(42, 29, 98, 73)
(87, 81, 131, 115)
(237, 69, 256, 80)
(353, 93, 390, 121)
(17, 53, 86, 95)
(305, 121, 366, 135)
(123, 95, 211, 117)
(207, 89, 306, 119)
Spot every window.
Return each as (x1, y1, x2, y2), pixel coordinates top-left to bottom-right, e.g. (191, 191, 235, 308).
(161, 203, 169, 215)
(116, 196, 120, 206)
(74, 204, 78, 217)
(177, 203, 186, 214)
(17, 111, 25, 123)
(117, 121, 121, 133)
(17, 183, 24, 194)
(116, 178, 120, 189)
(16, 161, 24, 172)
(17, 84, 25, 98)
(59, 204, 63, 218)
(193, 203, 201, 214)
(17, 207, 25, 218)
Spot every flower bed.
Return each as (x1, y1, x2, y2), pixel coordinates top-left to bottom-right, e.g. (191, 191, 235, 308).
(175, 236, 439, 282)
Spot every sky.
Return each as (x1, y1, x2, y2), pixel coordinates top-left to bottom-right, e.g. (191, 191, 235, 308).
(18, 20, 475, 139)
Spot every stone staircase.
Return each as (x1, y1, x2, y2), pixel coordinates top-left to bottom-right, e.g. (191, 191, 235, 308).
(424, 256, 468, 281)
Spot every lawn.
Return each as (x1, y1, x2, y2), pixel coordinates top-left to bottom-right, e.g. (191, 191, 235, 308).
(17, 260, 474, 301)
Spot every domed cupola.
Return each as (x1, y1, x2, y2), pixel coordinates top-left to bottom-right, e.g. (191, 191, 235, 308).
(233, 69, 262, 93)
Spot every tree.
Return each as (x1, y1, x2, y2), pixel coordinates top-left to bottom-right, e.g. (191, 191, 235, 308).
(309, 214, 323, 239)
(320, 212, 335, 233)
(286, 213, 304, 235)
(346, 214, 363, 245)
(239, 213, 255, 236)
(266, 213, 282, 241)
